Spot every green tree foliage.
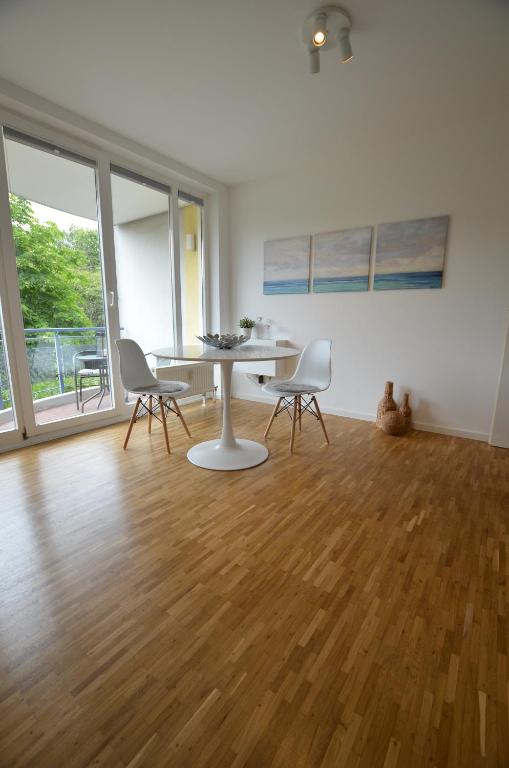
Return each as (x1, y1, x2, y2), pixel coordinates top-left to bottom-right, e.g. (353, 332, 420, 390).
(9, 195, 103, 328)
(65, 225, 100, 270)
(65, 225, 104, 327)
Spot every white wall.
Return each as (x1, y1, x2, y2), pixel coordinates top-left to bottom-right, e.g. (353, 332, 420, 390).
(208, 187, 230, 334)
(114, 213, 174, 354)
(229, 109, 509, 440)
(490, 313, 509, 448)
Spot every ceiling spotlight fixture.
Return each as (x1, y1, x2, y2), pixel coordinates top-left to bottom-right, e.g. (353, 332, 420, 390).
(302, 5, 353, 74)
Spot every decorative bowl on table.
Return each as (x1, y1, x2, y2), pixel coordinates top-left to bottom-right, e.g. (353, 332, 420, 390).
(197, 333, 249, 349)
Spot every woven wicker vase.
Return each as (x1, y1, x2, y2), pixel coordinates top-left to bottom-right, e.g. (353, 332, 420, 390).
(381, 410, 406, 436)
(376, 381, 397, 429)
(399, 393, 412, 430)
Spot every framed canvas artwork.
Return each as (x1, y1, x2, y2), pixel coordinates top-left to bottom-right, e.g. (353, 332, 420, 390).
(264, 235, 311, 295)
(312, 227, 372, 293)
(374, 216, 449, 290)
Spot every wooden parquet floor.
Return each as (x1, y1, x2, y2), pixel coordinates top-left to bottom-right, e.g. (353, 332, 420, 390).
(0, 400, 508, 768)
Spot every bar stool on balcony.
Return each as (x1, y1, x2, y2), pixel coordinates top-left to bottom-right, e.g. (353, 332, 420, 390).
(73, 350, 109, 411)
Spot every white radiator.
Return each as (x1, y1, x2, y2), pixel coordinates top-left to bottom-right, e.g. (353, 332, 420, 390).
(154, 361, 216, 400)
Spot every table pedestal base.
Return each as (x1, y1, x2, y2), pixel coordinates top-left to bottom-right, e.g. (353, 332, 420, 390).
(187, 438, 268, 471)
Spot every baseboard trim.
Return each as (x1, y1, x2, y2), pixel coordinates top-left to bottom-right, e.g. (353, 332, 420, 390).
(411, 421, 488, 442)
(233, 392, 489, 443)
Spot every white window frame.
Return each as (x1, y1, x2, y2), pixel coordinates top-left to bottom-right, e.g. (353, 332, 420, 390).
(0, 105, 213, 452)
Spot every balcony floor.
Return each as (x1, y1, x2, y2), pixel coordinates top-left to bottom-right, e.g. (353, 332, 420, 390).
(0, 393, 113, 433)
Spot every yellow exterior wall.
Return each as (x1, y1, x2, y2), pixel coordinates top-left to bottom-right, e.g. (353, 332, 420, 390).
(181, 204, 202, 343)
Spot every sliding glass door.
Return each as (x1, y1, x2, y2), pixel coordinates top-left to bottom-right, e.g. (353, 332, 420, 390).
(0, 299, 15, 436)
(0, 119, 207, 450)
(0, 128, 114, 436)
(179, 192, 204, 345)
(111, 166, 175, 373)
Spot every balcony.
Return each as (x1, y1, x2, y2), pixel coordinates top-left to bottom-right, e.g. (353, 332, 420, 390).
(0, 327, 112, 432)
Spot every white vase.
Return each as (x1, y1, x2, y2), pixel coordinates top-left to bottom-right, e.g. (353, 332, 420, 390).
(240, 327, 252, 339)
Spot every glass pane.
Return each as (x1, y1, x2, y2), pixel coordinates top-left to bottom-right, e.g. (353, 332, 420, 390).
(179, 199, 204, 344)
(111, 171, 174, 375)
(4, 136, 113, 426)
(0, 306, 15, 434)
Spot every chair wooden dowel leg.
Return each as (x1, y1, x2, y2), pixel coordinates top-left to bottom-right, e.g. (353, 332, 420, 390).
(123, 397, 141, 450)
(313, 395, 330, 444)
(264, 397, 282, 439)
(290, 397, 298, 453)
(159, 396, 171, 454)
(171, 397, 191, 437)
(147, 395, 153, 433)
(298, 395, 302, 432)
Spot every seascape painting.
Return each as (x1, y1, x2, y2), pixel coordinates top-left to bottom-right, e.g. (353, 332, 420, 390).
(312, 227, 372, 293)
(264, 235, 311, 295)
(374, 216, 449, 290)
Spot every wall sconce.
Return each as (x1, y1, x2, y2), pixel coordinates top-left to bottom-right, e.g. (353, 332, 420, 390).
(303, 5, 353, 74)
(185, 233, 197, 251)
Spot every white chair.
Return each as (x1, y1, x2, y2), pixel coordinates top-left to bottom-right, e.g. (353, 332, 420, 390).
(262, 339, 331, 453)
(116, 339, 191, 454)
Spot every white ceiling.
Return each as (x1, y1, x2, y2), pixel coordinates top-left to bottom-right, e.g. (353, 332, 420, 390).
(0, 0, 507, 185)
(4, 137, 172, 224)
(4, 137, 193, 225)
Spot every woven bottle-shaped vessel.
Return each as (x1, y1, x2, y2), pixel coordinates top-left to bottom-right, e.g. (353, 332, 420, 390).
(376, 381, 397, 428)
(399, 392, 412, 429)
(381, 409, 406, 435)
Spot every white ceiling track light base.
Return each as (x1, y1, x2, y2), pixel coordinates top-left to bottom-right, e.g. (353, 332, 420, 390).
(303, 5, 353, 74)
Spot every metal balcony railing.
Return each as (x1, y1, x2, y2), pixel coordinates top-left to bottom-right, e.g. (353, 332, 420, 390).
(0, 327, 107, 410)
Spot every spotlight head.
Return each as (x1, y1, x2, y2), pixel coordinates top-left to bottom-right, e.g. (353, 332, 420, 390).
(339, 28, 353, 63)
(312, 12, 327, 47)
(309, 47, 320, 74)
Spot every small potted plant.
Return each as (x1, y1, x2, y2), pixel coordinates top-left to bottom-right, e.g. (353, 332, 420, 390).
(239, 316, 255, 339)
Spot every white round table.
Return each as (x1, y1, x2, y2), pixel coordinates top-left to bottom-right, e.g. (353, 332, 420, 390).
(151, 344, 300, 470)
